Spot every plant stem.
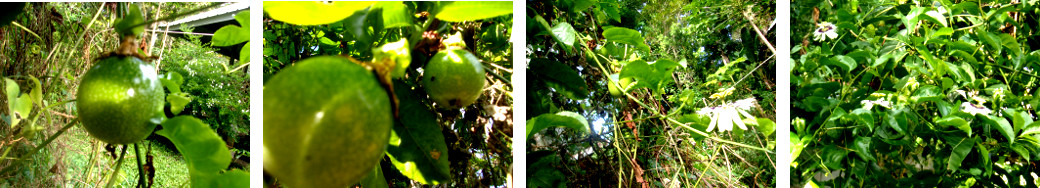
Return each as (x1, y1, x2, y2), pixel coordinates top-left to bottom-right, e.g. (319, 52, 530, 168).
(0, 118, 79, 175)
(105, 146, 129, 188)
(134, 143, 146, 188)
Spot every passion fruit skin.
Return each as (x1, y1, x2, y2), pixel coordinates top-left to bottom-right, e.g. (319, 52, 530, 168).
(422, 49, 486, 109)
(76, 56, 164, 145)
(263, 56, 392, 188)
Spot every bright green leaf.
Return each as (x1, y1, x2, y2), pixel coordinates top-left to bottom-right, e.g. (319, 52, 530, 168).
(852, 137, 876, 161)
(386, 81, 452, 184)
(264, 1, 375, 25)
(433, 1, 512, 22)
(156, 116, 233, 187)
(602, 27, 651, 52)
(945, 136, 975, 171)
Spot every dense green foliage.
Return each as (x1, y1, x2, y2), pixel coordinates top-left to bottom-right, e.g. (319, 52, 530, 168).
(792, 0, 1040, 187)
(262, 1, 513, 187)
(526, 0, 776, 187)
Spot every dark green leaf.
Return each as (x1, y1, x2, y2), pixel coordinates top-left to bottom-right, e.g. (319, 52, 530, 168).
(852, 137, 876, 161)
(945, 136, 975, 171)
(386, 81, 452, 184)
(526, 111, 590, 140)
(529, 58, 589, 100)
(619, 59, 681, 92)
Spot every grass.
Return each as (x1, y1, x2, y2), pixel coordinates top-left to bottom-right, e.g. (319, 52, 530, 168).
(0, 119, 191, 187)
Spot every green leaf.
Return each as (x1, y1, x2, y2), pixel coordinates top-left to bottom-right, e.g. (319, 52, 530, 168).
(821, 145, 849, 170)
(602, 27, 651, 52)
(851, 137, 876, 161)
(550, 22, 578, 53)
(160, 72, 184, 94)
(360, 165, 389, 188)
(528, 151, 566, 188)
(526, 111, 590, 140)
(212, 11, 250, 47)
(375, 1, 412, 29)
(4, 78, 29, 127)
(386, 81, 452, 184)
(239, 41, 250, 63)
(923, 10, 948, 27)
(619, 59, 681, 92)
(571, 0, 597, 13)
(529, 58, 589, 100)
(433, 1, 512, 22)
(824, 55, 857, 73)
(263, 1, 375, 25)
(936, 116, 971, 136)
(155, 116, 234, 187)
(931, 27, 954, 38)
(167, 93, 191, 114)
(886, 109, 909, 135)
(849, 108, 875, 131)
(756, 118, 775, 136)
(113, 4, 145, 37)
(210, 169, 250, 188)
(945, 136, 975, 171)
(211, 25, 248, 47)
(1022, 121, 1040, 136)
(912, 85, 943, 103)
(983, 114, 1015, 144)
(1004, 109, 1032, 134)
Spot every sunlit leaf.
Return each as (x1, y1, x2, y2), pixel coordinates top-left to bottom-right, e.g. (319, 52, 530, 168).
(619, 59, 680, 92)
(264, 1, 375, 25)
(155, 116, 236, 187)
(375, 1, 412, 29)
(433, 1, 512, 22)
(851, 137, 876, 161)
(550, 22, 578, 53)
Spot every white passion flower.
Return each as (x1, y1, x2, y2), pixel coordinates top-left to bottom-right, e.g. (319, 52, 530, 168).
(860, 99, 891, 110)
(961, 102, 992, 116)
(813, 22, 839, 42)
(701, 98, 758, 132)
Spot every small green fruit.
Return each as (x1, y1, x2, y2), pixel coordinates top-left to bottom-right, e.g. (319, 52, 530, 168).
(263, 56, 392, 188)
(422, 49, 486, 109)
(77, 56, 164, 145)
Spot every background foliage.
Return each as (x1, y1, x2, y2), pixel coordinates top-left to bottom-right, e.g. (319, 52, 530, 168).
(792, 0, 1040, 187)
(526, 0, 776, 187)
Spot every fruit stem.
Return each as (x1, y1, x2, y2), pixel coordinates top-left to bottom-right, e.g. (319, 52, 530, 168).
(105, 146, 129, 188)
(134, 143, 146, 187)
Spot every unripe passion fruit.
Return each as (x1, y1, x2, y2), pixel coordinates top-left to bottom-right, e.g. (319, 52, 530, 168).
(422, 49, 486, 109)
(263, 56, 392, 188)
(77, 56, 164, 145)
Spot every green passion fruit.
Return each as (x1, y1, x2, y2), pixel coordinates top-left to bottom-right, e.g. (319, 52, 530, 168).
(263, 56, 393, 188)
(76, 56, 164, 145)
(422, 49, 486, 109)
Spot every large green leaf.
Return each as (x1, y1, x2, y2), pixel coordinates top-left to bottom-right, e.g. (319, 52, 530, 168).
(526, 111, 590, 140)
(945, 136, 975, 171)
(263, 1, 375, 25)
(375, 1, 412, 29)
(528, 151, 566, 188)
(529, 58, 589, 100)
(851, 137, 876, 161)
(821, 145, 849, 170)
(386, 81, 452, 184)
(982, 115, 1015, 144)
(911, 85, 943, 103)
(433, 1, 512, 22)
(602, 27, 651, 52)
(550, 22, 579, 53)
(619, 59, 681, 92)
(156, 116, 246, 187)
(1004, 109, 1033, 134)
(936, 115, 971, 136)
(823, 55, 857, 73)
(212, 11, 250, 47)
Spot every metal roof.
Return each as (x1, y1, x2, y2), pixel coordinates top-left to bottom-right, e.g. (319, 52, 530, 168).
(159, 2, 248, 31)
